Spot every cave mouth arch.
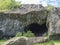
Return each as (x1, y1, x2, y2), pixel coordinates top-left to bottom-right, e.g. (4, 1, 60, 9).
(24, 23, 48, 36)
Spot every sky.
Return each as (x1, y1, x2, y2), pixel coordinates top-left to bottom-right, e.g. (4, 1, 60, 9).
(15, 0, 60, 7)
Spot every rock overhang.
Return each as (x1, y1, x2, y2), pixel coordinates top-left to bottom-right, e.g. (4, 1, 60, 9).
(4, 4, 46, 15)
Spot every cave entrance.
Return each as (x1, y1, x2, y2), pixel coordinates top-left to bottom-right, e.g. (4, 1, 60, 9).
(25, 23, 48, 36)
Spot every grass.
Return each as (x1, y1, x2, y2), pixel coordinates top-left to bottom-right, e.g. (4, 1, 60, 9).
(54, 40, 60, 45)
(0, 39, 60, 45)
(0, 39, 7, 45)
(35, 40, 60, 45)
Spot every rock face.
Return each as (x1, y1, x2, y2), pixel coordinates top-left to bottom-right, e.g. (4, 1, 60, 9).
(0, 4, 60, 38)
(3, 37, 34, 45)
(5, 4, 45, 14)
(0, 4, 48, 38)
(28, 37, 48, 43)
(47, 8, 60, 35)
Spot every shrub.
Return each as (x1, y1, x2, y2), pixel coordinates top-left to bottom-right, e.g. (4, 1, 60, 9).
(24, 30, 35, 37)
(15, 32, 22, 37)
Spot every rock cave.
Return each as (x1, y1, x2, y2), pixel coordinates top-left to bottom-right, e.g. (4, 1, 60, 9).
(0, 4, 60, 38)
(24, 23, 48, 36)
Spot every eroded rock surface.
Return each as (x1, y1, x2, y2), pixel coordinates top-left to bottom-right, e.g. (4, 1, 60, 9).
(0, 4, 48, 38)
(0, 4, 60, 38)
(47, 8, 60, 35)
(3, 37, 34, 45)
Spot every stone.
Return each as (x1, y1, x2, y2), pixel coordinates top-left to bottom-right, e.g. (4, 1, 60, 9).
(1, 4, 60, 38)
(0, 4, 48, 38)
(0, 30, 3, 39)
(47, 7, 60, 35)
(28, 37, 48, 44)
(3, 37, 34, 45)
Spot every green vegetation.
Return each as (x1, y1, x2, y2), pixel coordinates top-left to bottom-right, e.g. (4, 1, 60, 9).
(15, 31, 35, 37)
(0, 39, 60, 45)
(24, 30, 35, 37)
(0, 0, 21, 11)
(35, 40, 60, 45)
(0, 39, 7, 45)
(15, 32, 22, 37)
(45, 5, 53, 11)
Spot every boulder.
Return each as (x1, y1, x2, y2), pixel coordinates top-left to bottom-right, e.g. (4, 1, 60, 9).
(0, 4, 48, 38)
(47, 8, 60, 35)
(3, 37, 34, 45)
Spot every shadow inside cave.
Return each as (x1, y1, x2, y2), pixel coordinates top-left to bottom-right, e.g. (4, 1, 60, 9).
(24, 23, 48, 36)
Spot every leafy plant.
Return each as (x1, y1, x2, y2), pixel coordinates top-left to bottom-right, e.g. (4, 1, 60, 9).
(0, 0, 21, 11)
(45, 5, 53, 11)
(24, 30, 35, 37)
(15, 32, 22, 37)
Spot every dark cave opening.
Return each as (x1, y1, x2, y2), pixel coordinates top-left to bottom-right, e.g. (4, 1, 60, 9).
(24, 23, 48, 36)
